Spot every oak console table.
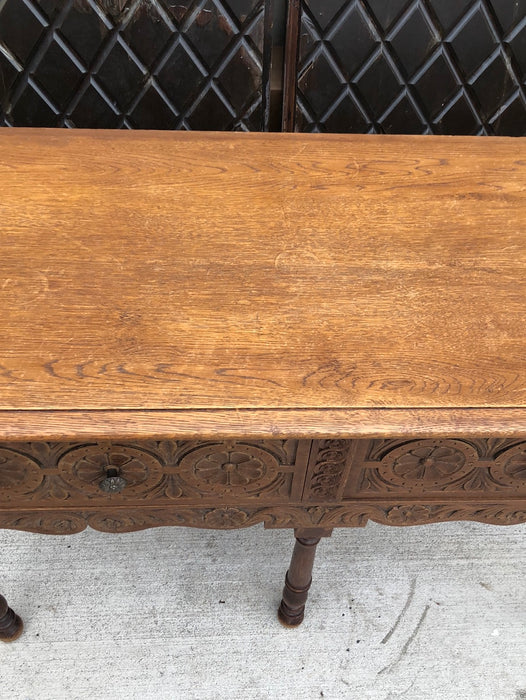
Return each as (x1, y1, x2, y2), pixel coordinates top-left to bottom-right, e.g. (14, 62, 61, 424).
(1, 129, 525, 641)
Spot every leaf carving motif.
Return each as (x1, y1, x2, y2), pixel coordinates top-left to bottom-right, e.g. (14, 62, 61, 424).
(306, 440, 350, 500)
(504, 452, 526, 480)
(0, 502, 526, 534)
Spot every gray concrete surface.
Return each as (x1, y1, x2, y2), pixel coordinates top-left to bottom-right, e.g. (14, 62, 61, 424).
(1, 520, 525, 700)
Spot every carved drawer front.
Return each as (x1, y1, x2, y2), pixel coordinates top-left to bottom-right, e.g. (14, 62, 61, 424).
(342, 439, 526, 499)
(0, 440, 310, 507)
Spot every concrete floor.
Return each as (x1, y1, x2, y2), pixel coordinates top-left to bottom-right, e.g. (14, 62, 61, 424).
(1, 520, 525, 700)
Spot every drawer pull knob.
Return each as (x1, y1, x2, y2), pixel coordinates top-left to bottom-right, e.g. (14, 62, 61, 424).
(99, 468, 127, 494)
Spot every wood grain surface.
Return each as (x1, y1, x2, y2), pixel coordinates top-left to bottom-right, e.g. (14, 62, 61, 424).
(1, 409, 526, 441)
(0, 129, 525, 436)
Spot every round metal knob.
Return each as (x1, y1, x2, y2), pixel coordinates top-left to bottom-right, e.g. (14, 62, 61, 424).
(99, 468, 127, 494)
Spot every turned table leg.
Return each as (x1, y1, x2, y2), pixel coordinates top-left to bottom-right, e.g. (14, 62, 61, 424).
(278, 529, 331, 627)
(0, 595, 23, 642)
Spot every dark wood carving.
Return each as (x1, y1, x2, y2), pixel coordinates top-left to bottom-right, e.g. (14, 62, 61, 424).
(1, 501, 526, 536)
(345, 439, 526, 498)
(0, 447, 44, 494)
(0, 439, 305, 505)
(58, 443, 166, 497)
(303, 439, 351, 500)
(176, 439, 296, 497)
(2, 439, 526, 531)
(493, 443, 526, 487)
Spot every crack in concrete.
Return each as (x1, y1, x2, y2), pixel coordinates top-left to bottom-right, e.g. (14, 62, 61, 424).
(377, 604, 430, 676)
(381, 577, 417, 645)
(384, 678, 417, 699)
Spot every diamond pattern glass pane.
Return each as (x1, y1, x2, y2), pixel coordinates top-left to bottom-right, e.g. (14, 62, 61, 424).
(0, 0, 270, 130)
(294, 0, 526, 135)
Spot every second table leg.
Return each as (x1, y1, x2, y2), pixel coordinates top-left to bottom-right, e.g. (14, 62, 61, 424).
(0, 594, 23, 642)
(278, 529, 331, 627)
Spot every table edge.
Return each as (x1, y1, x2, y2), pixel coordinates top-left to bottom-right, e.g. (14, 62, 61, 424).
(0, 408, 525, 441)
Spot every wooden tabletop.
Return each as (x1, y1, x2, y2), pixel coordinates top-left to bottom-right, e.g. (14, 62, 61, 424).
(1, 129, 525, 439)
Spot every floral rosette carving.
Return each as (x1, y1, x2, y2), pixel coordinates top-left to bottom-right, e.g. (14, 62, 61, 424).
(492, 443, 526, 489)
(194, 451, 265, 487)
(203, 507, 249, 528)
(377, 440, 478, 491)
(178, 442, 284, 496)
(0, 448, 43, 498)
(385, 505, 437, 524)
(393, 446, 464, 480)
(57, 444, 164, 497)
